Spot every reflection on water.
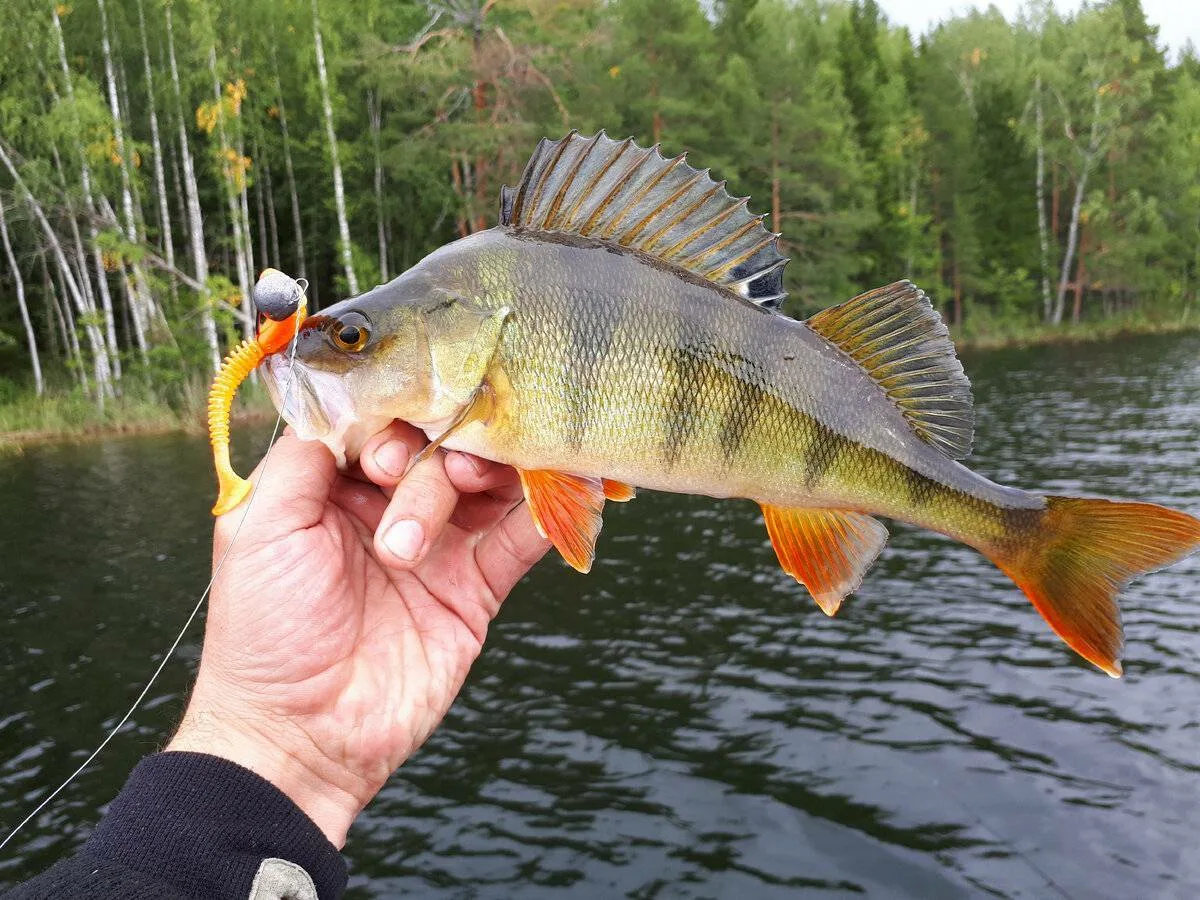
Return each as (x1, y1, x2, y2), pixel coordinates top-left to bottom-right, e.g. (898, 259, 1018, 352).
(2, 332, 1199, 898)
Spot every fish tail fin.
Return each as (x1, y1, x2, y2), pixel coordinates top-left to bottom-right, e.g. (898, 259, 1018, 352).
(986, 496, 1200, 677)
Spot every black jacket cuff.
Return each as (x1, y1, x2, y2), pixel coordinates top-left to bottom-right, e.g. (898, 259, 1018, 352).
(86, 751, 348, 899)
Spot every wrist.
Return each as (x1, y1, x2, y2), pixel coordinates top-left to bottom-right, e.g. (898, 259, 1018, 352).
(167, 697, 371, 847)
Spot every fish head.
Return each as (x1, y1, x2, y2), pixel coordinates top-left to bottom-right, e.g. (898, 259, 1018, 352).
(262, 271, 508, 467)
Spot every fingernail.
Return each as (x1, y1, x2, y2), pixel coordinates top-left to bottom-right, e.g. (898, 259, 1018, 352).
(375, 440, 409, 478)
(384, 519, 424, 561)
(458, 453, 485, 475)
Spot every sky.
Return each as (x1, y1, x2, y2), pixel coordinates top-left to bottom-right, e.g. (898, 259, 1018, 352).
(876, 0, 1199, 60)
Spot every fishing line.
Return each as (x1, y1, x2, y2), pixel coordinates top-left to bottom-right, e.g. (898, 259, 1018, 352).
(0, 331, 301, 855)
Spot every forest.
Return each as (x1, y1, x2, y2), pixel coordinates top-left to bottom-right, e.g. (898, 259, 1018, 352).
(0, 0, 1197, 425)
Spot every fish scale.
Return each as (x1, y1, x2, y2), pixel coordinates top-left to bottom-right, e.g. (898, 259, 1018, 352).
(252, 132, 1200, 678)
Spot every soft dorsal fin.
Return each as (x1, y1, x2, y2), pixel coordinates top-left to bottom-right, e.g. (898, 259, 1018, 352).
(500, 131, 788, 309)
(807, 281, 975, 459)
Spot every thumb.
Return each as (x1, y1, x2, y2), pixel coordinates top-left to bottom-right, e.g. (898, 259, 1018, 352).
(214, 433, 338, 550)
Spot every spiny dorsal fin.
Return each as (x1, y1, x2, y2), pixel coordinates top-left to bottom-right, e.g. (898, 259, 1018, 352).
(807, 281, 974, 459)
(501, 131, 788, 309)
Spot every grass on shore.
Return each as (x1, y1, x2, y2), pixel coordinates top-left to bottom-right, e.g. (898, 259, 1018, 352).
(0, 380, 276, 448)
(1, 314, 1196, 446)
(951, 311, 1198, 350)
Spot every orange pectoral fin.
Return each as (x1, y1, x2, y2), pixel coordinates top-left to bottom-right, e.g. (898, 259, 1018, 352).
(602, 479, 637, 502)
(761, 505, 888, 615)
(517, 469, 606, 573)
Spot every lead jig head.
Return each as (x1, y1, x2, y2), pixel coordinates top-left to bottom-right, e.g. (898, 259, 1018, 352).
(253, 268, 308, 321)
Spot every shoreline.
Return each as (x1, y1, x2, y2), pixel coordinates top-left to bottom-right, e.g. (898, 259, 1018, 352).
(3, 318, 1196, 448)
(0, 407, 277, 451)
(951, 318, 1198, 352)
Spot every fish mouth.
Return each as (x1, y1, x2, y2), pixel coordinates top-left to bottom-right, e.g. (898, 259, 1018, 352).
(262, 354, 351, 466)
(261, 354, 391, 468)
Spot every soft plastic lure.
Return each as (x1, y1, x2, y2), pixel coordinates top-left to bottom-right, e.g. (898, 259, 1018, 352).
(209, 268, 308, 515)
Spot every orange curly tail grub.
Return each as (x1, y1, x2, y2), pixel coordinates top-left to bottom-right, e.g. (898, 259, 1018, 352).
(208, 338, 266, 515)
(208, 272, 307, 516)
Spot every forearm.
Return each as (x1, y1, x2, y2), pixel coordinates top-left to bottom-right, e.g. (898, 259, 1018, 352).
(5, 753, 348, 900)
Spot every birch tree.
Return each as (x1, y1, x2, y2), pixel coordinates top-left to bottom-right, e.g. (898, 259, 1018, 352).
(165, 1, 220, 370)
(312, 0, 358, 294)
(0, 197, 43, 394)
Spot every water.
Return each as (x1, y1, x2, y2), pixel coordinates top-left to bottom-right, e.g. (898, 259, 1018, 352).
(2, 332, 1199, 898)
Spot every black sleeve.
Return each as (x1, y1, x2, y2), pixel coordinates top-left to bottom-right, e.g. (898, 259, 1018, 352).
(4, 752, 349, 900)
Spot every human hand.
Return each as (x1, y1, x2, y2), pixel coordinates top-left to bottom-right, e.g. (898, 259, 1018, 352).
(167, 423, 550, 846)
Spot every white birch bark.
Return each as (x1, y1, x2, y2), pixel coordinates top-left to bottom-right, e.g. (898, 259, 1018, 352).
(138, 0, 177, 307)
(263, 155, 281, 268)
(1053, 88, 1102, 326)
(0, 199, 44, 394)
(254, 138, 270, 269)
(1034, 77, 1053, 322)
(166, 2, 220, 370)
(51, 261, 89, 393)
(270, 45, 307, 279)
(50, 4, 121, 382)
(2, 143, 112, 401)
(368, 89, 388, 282)
(312, 0, 358, 294)
(98, 0, 157, 360)
(209, 45, 253, 340)
(238, 136, 256, 330)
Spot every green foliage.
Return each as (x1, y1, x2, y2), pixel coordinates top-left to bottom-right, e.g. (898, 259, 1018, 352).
(0, 0, 1196, 430)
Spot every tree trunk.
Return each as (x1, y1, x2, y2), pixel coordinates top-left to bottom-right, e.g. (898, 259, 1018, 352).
(270, 49, 307, 280)
(51, 261, 88, 393)
(98, 0, 155, 361)
(1073, 227, 1087, 324)
(50, 5, 120, 384)
(1054, 89, 1104, 327)
(209, 46, 254, 340)
(1054, 165, 1090, 325)
(239, 133, 257, 328)
(264, 156, 281, 270)
(138, 0, 177, 307)
(1033, 77, 1053, 323)
(0, 199, 44, 394)
(368, 89, 388, 283)
(166, 2, 220, 371)
(253, 138, 271, 269)
(3, 143, 112, 402)
(312, 0, 358, 294)
(770, 102, 781, 236)
(1051, 165, 1060, 236)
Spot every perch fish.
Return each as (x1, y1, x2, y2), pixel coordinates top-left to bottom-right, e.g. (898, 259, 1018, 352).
(211, 132, 1200, 676)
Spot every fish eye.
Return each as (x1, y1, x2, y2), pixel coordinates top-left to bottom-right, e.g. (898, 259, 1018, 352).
(328, 313, 371, 352)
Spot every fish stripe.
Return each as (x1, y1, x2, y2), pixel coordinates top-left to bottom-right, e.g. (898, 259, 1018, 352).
(717, 351, 767, 468)
(659, 309, 712, 471)
(803, 423, 843, 490)
(564, 300, 621, 453)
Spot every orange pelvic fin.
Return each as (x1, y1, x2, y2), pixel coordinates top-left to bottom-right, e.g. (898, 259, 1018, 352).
(761, 505, 888, 615)
(989, 496, 1200, 677)
(517, 469, 606, 573)
(602, 479, 637, 502)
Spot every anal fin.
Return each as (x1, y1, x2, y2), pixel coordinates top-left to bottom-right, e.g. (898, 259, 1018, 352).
(517, 470, 606, 573)
(761, 505, 888, 615)
(602, 479, 637, 502)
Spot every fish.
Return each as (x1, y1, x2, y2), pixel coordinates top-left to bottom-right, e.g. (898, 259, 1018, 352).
(258, 131, 1200, 677)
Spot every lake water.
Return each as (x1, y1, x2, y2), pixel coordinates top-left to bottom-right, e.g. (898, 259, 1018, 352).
(2, 332, 1199, 898)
